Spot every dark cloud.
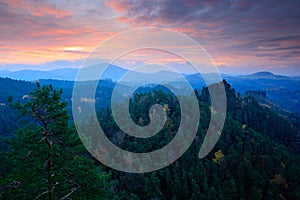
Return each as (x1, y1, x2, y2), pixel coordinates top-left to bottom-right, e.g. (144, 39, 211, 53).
(256, 35, 300, 43)
(275, 45, 300, 51)
(108, 0, 300, 52)
(108, 0, 300, 30)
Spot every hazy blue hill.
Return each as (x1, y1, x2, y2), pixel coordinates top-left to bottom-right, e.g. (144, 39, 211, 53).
(45, 68, 78, 80)
(224, 72, 300, 114)
(79, 64, 128, 81)
(248, 71, 290, 79)
(184, 73, 233, 89)
(0, 65, 120, 82)
(0, 70, 10, 77)
(0, 68, 78, 81)
(183, 71, 300, 114)
(0, 66, 299, 114)
(0, 64, 129, 81)
(0, 65, 185, 82)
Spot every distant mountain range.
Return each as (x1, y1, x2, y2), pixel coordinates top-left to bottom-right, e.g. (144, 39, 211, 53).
(0, 64, 180, 82)
(0, 65, 299, 114)
(0, 65, 295, 82)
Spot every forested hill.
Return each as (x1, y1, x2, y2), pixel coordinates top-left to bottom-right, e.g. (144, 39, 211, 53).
(0, 77, 299, 152)
(1, 68, 300, 114)
(0, 78, 300, 199)
(0, 78, 36, 137)
(0, 78, 115, 137)
(96, 81, 300, 199)
(201, 81, 300, 153)
(0, 78, 36, 101)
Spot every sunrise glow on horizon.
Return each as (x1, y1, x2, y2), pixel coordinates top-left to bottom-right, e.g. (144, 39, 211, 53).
(0, 0, 299, 75)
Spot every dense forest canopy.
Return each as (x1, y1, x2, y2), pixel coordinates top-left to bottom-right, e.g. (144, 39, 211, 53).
(0, 79, 299, 199)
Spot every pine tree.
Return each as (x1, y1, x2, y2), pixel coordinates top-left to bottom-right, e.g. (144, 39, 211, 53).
(1, 84, 111, 199)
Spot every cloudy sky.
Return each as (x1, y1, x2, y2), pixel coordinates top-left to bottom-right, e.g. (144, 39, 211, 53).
(0, 0, 299, 75)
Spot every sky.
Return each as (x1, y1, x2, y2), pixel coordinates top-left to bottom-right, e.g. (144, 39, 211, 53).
(0, 0, 300, 75)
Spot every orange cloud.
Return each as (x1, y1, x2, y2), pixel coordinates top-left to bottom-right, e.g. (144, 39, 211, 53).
(0, 30, 115, 65)
(0, 0, 120, 65)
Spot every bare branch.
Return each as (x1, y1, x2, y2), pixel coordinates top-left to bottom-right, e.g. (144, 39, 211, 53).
(58, 187, 79, 200)
(34, 190, 49, 200)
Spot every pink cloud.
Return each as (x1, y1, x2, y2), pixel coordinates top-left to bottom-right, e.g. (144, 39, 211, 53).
(0, 0, 120, 65)
(4, 0, 72, 18)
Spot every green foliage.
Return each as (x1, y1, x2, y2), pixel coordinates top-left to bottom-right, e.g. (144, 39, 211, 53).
(0, 84, 111, 199)
(96, 81, 300, 199)
(1, 81, 300, 199)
